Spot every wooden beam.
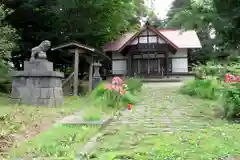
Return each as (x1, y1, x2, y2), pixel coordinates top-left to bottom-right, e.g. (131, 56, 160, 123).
(88, 56, 93, 92)
(73, 48, 79, 96)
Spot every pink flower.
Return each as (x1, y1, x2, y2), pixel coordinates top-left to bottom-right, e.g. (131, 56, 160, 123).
(103, 77, 126, 95)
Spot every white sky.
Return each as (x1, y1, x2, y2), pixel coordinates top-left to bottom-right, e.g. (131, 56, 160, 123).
(145, 0, 174, 19)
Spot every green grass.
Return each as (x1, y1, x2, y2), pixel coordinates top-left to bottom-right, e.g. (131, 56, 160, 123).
(8, 124, 98, 159)
(82, 104, 120, 121)
(0, 96, 87, 157)
(0, 92, 122, 159)
(3, 83, 239, 159)
(89, 86, 240, 160)
(82, 106, 102, 121)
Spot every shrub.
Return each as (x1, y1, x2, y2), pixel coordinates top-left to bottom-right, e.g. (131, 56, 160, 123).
(89, 82, 106, 98)
(193, 61, 240, 80)
(0, 61, 12, 93)
(180, 78, 221, 100)
(124, 77, 143, 94)
(89, 81, 138, 109)
(93, 89, 137, 108)
(221, 83, 240, 119)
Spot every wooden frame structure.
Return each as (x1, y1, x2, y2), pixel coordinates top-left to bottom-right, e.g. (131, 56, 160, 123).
(104, 22, 202, 78)
(51, 41, 109, 96)
(115, 24, 177, 78)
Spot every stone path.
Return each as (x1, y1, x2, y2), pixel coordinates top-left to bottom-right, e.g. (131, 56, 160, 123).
(81, 83, 210, 159)
(99, 85, 180, 136)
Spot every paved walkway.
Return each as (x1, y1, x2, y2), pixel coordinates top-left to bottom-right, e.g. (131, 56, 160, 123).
(86, 83, 209, 159)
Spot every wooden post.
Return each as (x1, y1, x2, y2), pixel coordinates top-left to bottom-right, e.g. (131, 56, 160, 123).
(165, 52, 169, 78)
(158, 59, 160, 73)
(127, 53, 132, 77)
(73, 48, 79, 96)
(138, 60, 140, 73)
(147, 59, 150, 74)
(88, 56, 93, 92)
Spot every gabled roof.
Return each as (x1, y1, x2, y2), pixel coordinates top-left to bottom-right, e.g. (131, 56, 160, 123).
(51, 41, 110, 60)
(158, 29, 202, 49)
(51, 42, 95, 52)
(103, 32, 135, 52)
(103, 27, 202, 52)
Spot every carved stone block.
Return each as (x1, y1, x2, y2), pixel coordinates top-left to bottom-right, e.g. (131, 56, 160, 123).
(24, 60, 53, 71)
(11, 40, 64, 107)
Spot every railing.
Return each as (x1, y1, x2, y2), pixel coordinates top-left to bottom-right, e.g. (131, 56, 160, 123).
(62, 72, 75, 87)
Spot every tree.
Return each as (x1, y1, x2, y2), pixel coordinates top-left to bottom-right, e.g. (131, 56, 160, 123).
(56, 0, 144, 47)
(213, 0, 240, 48)
(0, 5, 19, 60)
(166, 0, 191, 28)
(0, 4, 19, 92)
(2, 0, 148, 69)
(2, 0, 59, 69)
(165, 0, 222, 63)
(166, 0, 240, 50)
(147, 10, 167, 28)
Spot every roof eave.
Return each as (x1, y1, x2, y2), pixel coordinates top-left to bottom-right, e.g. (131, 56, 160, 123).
(51, 41, 110, 60)
(51, 42, 95, 52)
(179, 46, 202, 49)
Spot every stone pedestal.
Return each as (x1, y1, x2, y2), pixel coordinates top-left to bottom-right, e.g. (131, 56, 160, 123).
(92, 62, 102, 89)
(11, 60, 64, 106)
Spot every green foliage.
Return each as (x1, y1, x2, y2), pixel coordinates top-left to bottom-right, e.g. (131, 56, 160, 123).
(0, 5, 19, 93)
(124, 78, 143, 94)
(8, 125, 97, 159)
(89, 79, 142, 109)
(82, 107, 101, 121)
(166, 0, 240, 60)
(90, 88, 137, 109)
(89, 82, 106, 99)
(2, 0, 147, 67)
(0, 5, 19, 60)
(180, 78, 221, 100)
(57, 0, 140, 47)
(184, 61, 240, 120)
(193, 61, 240, 80)
(0, 96, 87, 157)
(221, 83, 240, 119)
(0, 60, 12, 93)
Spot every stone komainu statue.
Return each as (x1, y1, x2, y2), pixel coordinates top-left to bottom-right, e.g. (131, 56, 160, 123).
(30, 40, 51, 61)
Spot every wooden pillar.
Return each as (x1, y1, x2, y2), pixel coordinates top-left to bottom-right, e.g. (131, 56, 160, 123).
(127, 53, 132, 77)
(165, 52, 169, 78)
(138, 60, 140, 73)
(158, 59, 160, 73)
(73, 48, 79, 96)
(147, 59, 150, 74)
(88, 56, 93, 92)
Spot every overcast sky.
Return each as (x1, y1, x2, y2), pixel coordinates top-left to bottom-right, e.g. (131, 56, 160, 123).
(145, 0, 174, 19)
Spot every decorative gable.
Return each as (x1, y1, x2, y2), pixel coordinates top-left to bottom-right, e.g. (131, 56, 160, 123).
(130, 29, 166, 45)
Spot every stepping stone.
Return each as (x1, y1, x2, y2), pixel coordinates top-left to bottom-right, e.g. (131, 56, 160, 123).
(59, 114, 83, 124)
(59, 114, 113, 126)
